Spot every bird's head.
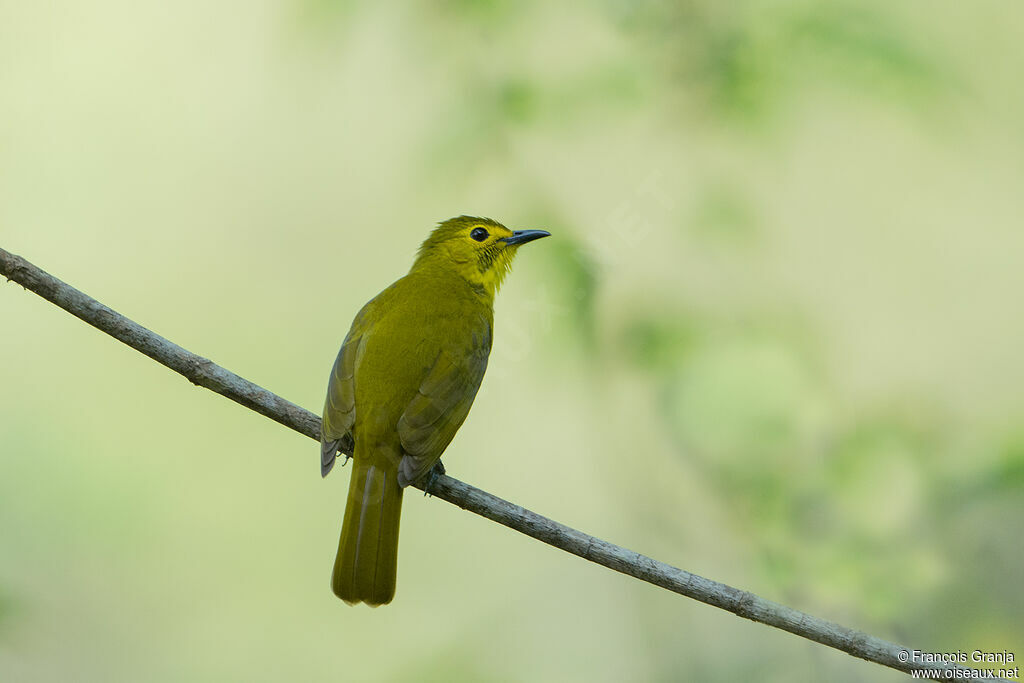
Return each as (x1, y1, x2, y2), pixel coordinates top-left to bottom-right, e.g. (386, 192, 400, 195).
(411, 216, 550, 297)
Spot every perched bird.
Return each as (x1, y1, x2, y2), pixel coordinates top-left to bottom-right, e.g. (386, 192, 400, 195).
(321, 216, 550, 606)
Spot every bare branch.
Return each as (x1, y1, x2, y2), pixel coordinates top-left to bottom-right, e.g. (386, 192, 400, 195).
(0, 246, 1005, 681)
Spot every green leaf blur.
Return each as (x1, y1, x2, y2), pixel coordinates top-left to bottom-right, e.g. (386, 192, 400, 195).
(1, 1, 1021, 681)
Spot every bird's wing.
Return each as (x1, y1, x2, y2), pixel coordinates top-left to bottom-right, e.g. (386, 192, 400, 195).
(320, 304, 372, 477)
(396, 321, 491, 487)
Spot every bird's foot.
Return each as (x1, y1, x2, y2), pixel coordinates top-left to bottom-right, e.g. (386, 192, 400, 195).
(423, 460, 446, 497)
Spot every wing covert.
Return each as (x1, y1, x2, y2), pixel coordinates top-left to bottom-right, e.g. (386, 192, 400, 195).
(396, 322, 491, 487)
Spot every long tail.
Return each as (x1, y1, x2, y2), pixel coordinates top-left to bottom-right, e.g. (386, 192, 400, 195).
(332, 456, 404, 606)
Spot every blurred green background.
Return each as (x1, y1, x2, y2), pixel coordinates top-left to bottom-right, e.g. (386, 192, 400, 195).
(2, 1, 1022, 681)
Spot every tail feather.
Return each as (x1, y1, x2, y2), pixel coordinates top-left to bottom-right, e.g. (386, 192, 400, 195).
(332, 458, 404, 606)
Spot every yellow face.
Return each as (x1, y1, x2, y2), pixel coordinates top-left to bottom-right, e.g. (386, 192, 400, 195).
(414, 216, 550, 296)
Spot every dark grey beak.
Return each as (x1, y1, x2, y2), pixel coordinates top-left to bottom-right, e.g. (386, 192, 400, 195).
(502, 229, 551, 246)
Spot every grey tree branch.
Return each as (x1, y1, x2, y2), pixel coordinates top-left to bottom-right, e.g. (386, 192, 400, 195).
(0, 246, 1005, 681)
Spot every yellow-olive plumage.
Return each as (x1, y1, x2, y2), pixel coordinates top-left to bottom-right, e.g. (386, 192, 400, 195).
(321, 216, 549, 606)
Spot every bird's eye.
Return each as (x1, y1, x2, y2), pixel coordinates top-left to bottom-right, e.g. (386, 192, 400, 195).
(470, 227, 489, 242)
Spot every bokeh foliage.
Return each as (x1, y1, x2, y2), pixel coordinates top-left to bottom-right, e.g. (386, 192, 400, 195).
(1, 1, 1022, 682)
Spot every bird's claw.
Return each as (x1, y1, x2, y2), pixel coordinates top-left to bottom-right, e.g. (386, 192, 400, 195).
(422, 460, 446, 497)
